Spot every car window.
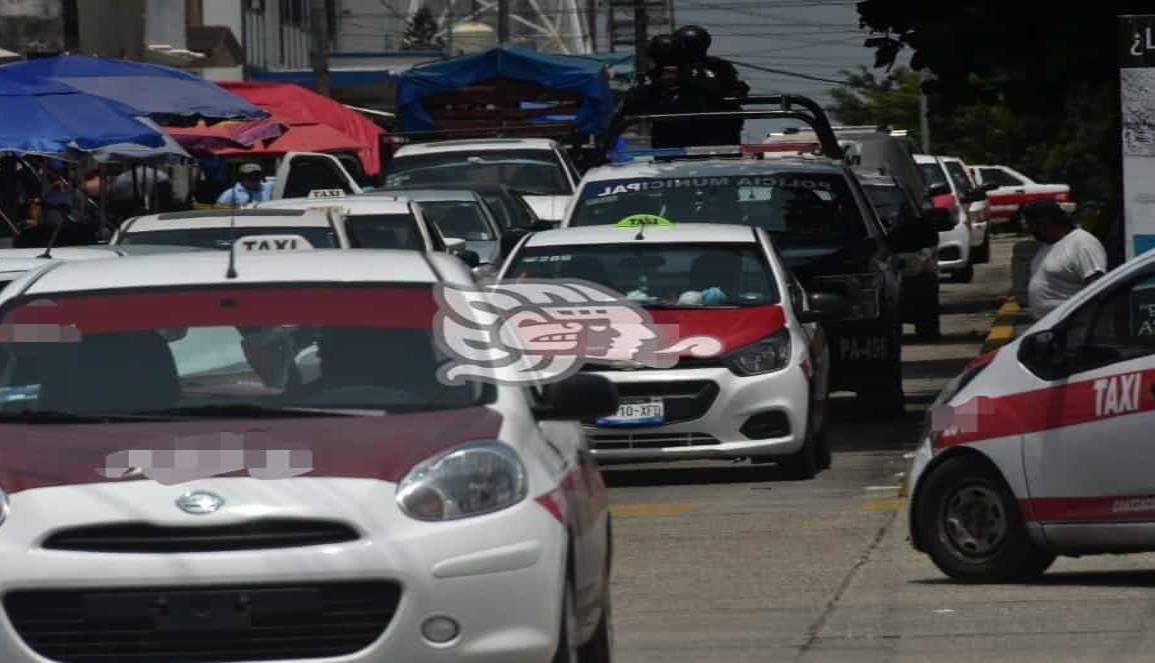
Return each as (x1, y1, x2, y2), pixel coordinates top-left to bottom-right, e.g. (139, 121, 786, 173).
(420, 201, 495, 241)
(1057, 272, 1155, 374)
(944, 161, 974, 193)
(343, 213, 426, 250)
(918, 163, 950, 190)
(117, 227, 339, 250)
(0, 286, 492, 416)
(979, 168, 1023, 187)
(862, 183, 917, 230)
(508, 243, 780, 308)
(384, 150, 573, 195)
(569, 172, 869, 247)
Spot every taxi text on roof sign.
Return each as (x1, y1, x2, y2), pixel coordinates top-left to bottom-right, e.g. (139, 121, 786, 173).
(615, 214, 674, 228)
(307, 189, 346, 199)
(235, 235, 316, 252)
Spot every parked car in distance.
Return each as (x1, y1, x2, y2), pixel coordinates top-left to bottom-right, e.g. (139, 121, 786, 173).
(940, 156, 992, 264)
(915, 154, 974, 283)
(968, 164, 1075, 229)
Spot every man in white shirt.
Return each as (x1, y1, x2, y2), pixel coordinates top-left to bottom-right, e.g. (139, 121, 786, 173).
(1025, 200, 1107, 319)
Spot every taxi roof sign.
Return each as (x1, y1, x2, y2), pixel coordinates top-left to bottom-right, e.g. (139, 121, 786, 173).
(234, 234, 315, 253)
(307, 189, 346, 200)
(615, 214, 674, 228)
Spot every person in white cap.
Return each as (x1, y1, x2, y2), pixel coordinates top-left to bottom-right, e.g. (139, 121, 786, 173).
(217, 162, 273, 207)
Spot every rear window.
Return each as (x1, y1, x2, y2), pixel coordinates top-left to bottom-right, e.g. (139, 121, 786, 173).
(862, 184, 915, 228)
(943, 161, 974, 193)
(343, 214, 426, 250)
(420, 201, 495, 241)
(507, 243, 779, 308)
(918, 163, 950, 190)
(118, 227, 339, 250)
(569, 172, 868, 247)
(385, 150, 572, 195)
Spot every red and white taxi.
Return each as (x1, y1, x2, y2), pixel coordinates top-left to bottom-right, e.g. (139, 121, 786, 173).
(499, 222, 844, 479)
(907, 248, 1155, 582)
(969, 164, 1076, 224)
(0, 248, 615, 662)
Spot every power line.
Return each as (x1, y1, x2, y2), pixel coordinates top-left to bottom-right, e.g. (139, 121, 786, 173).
(728, 58, 846, 85)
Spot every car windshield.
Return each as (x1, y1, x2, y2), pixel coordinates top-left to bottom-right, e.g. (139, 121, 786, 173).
(420, 201, 495, 241)
(118, 227, 339, 250)
(343, 213, 426, 249)
(507, 243, 779, 308)
(0, 286, 491, 420)
(568, 172, 868, 246)
(385, 150, 572, 195)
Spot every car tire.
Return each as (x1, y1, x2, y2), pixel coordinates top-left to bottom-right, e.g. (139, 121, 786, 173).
(551, 577, 580, 663)
(578, 577, 614, 663)
(778, 434, 818, 480)
(915, 455, 1056, 583)
(972, 233, 991, 264)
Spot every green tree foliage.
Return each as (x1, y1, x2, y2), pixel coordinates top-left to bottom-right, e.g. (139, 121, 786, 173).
(402, 6, 444, 51)
(853, 0, 1150, 257)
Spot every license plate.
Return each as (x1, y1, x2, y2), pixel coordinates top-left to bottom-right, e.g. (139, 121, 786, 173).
(596, 398, 664, 427)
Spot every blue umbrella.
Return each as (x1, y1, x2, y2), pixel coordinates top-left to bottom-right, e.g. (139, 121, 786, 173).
(0, 69, 165, 155)
(3, 55, 267, 122)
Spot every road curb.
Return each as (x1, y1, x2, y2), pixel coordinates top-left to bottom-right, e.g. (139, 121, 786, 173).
(981, 296, 1023, 354)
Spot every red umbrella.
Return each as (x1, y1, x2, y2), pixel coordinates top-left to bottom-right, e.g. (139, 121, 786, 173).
(217, 82, 385, 176)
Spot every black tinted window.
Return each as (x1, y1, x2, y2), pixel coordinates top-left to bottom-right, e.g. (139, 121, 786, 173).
(343, 214, 425, 249)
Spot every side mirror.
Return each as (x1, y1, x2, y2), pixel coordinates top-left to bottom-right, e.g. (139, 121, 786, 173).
(1018, 329, 1068, 380)
(456, 249, 481, 269)
(922, 207, 957, 233)
(928, 182, 952, 198)
(797, 291, 851, 323)
(533, 373, 619, 420)
(500, 228, 530, 259)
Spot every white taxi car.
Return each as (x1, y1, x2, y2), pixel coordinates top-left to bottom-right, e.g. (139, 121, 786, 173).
(385, 138, 579, 223)
(255, 196, 452, 253)
(0, 245, 209, 292)
(0, 248, 616, 662)
(499, 222, 846, 479)
(907, 248, 1155, 582)
(111, 208, 344, 250)
(915, 154, 974, 283)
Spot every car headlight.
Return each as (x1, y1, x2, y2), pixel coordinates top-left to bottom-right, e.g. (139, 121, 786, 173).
(397, 441, 527, 521)
(725, 329, 792, 376)
(0, 484, 8, 528)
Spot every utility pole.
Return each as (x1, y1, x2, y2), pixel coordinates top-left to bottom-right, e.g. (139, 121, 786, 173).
(309, 0, 331, 97)
(498, 0, 510, 44)
(633, 0, 648, 76)
(917, 69, 930, 153)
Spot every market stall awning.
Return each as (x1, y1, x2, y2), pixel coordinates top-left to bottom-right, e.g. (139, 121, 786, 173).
(210, 122, 362, 158)
(217, 81, 386, 176)
(164, 118, 286, 152)
(395, 45, 613, 135)
(0, 69, 165, 156)
(2, 55, 268, 122)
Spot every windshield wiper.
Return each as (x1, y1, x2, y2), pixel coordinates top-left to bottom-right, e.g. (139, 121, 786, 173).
(0, 410, 173, 424)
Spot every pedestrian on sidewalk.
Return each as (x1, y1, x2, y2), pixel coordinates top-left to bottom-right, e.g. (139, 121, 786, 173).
(216, 163, 272, 207)
(1025, 199, 1107, 320)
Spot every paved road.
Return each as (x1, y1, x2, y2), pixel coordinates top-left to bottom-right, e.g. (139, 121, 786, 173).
(605, 237, 1155, 663)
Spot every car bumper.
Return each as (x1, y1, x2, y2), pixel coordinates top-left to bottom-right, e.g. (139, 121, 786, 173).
(582, 366, 810, 461)
(937, 225, 971, 271)
(0, 479, 564, 663)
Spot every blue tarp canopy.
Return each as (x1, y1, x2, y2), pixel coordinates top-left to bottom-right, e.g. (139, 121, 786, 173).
(0, 69, 165, 155)
(3, 55, 268, 122)
(395, 46, 613, 135)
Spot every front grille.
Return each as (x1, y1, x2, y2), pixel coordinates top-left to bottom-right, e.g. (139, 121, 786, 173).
(581, 356, 724, 371)
(4, 581, 399, 662)
(42, 519, 360, 553)
(589, 431, 721, 450)
(585, 380, 717, 426)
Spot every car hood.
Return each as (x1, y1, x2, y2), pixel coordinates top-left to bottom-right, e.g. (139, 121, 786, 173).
(648, 305, 786, 353)
(0, 407, 503, 494)
(522, 195, 571, 223)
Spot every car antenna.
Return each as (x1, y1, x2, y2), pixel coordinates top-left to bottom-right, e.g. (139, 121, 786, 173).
(635, 222, 646, 241)
(225, 204, 239, 279)
(37, 212, 67, 260)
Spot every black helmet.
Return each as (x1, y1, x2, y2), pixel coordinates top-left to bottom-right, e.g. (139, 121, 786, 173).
(674, 25, 711, 60)
(648, 33, 680, 66)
